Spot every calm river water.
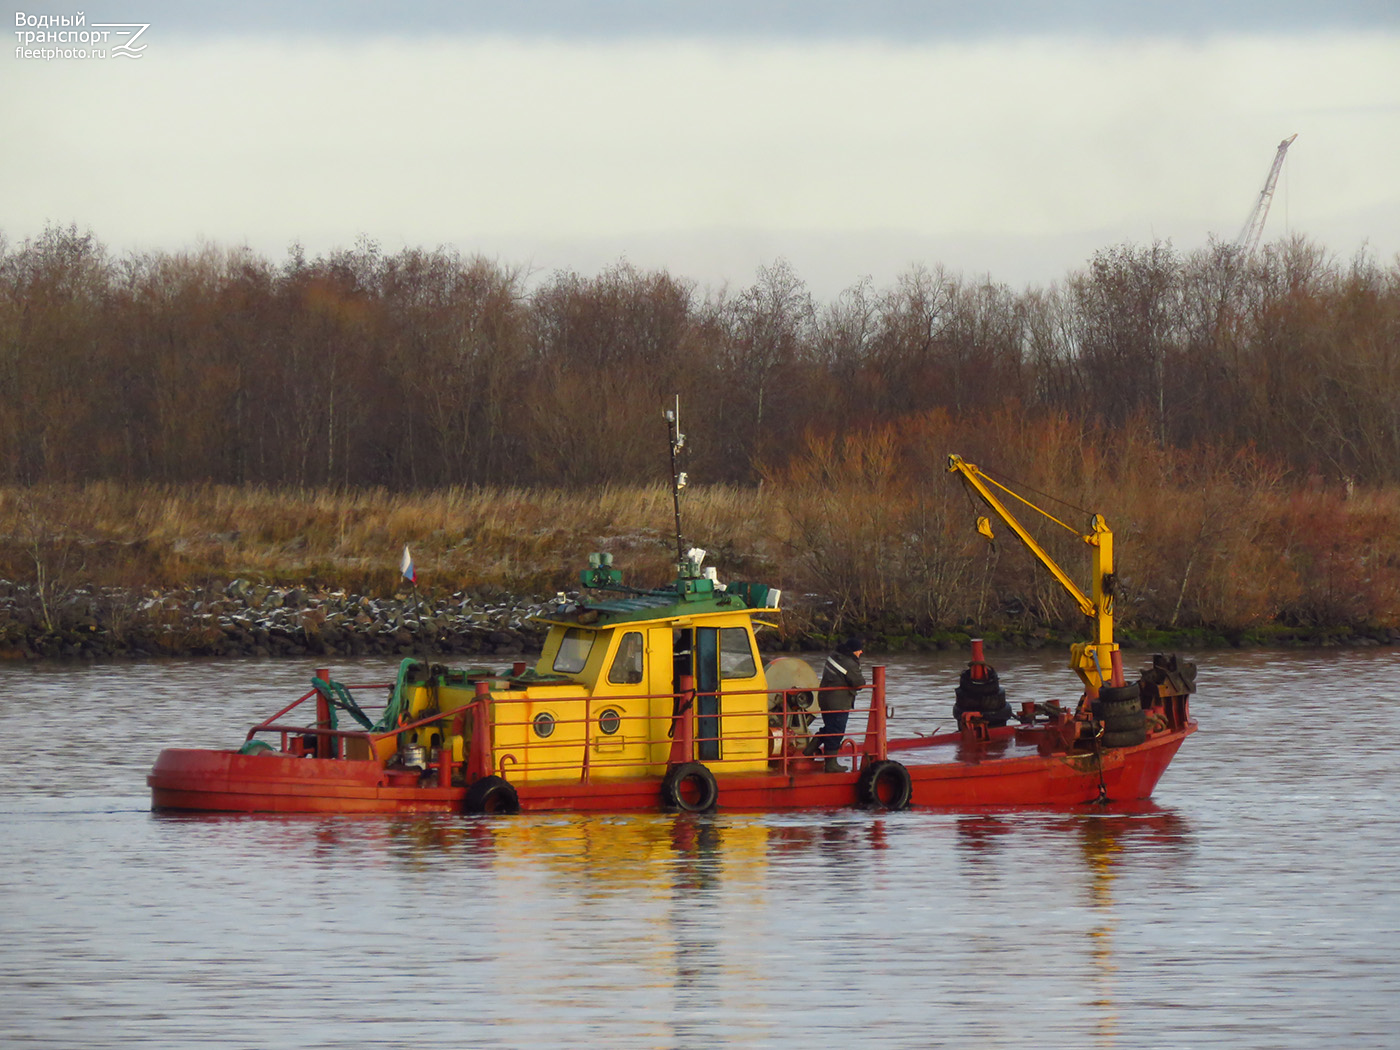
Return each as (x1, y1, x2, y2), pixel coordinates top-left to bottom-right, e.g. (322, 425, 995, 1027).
(1, 648, 1398, 1049)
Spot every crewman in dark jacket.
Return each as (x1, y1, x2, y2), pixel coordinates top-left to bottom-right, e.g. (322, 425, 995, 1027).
(805, 637, 865, 772)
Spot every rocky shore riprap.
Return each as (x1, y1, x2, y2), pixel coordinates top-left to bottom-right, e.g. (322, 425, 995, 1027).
(4, 578, 1397, 662)
(0, 579, 562, 661)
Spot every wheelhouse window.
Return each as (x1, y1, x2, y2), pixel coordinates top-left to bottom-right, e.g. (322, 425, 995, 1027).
(552, 628, 596, 674)
(718, 627, 757, 679)
(607, 631, 644, 685)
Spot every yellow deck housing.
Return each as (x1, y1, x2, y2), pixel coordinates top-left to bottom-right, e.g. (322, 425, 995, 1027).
(389, 580, 778, 786)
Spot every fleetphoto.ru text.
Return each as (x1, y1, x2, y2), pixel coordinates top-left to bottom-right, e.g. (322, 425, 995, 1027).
(14, 10, 149, 60)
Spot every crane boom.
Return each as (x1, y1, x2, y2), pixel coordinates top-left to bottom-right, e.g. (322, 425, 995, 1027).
(947, 454, 1118, 692)
(1235, 133, 1297, 256)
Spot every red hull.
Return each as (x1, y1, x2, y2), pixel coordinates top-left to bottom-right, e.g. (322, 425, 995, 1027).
(148, 722, 1194, 815)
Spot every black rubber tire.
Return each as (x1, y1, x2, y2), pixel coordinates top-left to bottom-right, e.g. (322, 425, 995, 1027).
(954, 685, 1008, 711)
(1097, 700, 1142, 722)
(1093, 686, 1140, 719)
(957, 668, 1001, 697)
(463, 774, 520, 815)
(661, 762, 718, 813)
(1097, 683, 1140, 705)
(1095, 695, 1142, 719)
(1100, 726, 1148, 749)
(1103, 708, 1147, 734)
(857, 760, 912, 810)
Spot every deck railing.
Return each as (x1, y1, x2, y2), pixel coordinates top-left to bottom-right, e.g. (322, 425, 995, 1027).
(243, 665, 890, 784)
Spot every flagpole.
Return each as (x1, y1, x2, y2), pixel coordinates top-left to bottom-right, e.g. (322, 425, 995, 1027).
(400, 544, 421, 628)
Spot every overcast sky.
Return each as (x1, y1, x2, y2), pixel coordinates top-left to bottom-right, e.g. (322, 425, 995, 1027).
(5, 2, 1399, 297)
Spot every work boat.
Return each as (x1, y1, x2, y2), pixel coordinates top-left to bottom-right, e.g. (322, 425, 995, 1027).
(148, 456, 1196, 815)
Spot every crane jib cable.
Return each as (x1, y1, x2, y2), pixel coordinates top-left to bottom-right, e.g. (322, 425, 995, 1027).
(974, 466, 1093, 538)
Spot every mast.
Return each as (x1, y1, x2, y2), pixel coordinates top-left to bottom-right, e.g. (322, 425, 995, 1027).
(665, 396, 687, 571)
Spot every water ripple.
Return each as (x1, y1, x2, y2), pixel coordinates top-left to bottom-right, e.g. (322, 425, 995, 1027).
(1, 650, 1398, 1048)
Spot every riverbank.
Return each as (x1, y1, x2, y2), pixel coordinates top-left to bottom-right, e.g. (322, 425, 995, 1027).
(0, 580, 550, 662)
(3, 578, 1396, 663)
(4, 474, 1400, 662)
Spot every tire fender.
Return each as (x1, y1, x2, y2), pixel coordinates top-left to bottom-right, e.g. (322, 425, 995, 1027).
(463, 774, 520, 815)
(661, 761, 719, 812)
(856, 759, 912, 811)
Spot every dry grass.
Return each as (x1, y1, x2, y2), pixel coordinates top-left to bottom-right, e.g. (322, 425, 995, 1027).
(763, 411, 1400, 634)
(0, 481, 780, 599)
(4, 422, 1400, 639)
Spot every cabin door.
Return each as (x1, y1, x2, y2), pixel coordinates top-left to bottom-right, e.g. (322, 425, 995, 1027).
(693, 627, 721, 761)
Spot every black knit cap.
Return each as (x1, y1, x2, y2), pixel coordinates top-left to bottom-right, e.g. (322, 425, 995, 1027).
(838, 637, 865, 654)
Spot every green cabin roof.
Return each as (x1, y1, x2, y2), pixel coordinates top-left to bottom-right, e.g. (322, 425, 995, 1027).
(532, 570, 779, 630)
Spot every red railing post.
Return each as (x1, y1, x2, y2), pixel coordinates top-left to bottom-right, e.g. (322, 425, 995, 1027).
(466, 680, 492, 783)
(780, 690, 791, 773)
(860, 666, 888, 763)
(969, 639, 985, 681)
(1109, 648, 1126, 688)
(581, 699, 592, 785)
(314, 667, 332, 758)
(667, 674, 695, 765)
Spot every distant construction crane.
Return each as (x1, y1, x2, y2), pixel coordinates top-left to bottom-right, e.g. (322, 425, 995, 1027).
(1235, 133, 1298, 256)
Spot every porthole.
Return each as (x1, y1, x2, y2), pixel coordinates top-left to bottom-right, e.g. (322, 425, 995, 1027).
(532, 712, 556, 738)
(598, 708, 621, 735)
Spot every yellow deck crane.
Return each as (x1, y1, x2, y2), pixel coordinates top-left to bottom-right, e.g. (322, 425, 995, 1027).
(947, 455, 1119, 693)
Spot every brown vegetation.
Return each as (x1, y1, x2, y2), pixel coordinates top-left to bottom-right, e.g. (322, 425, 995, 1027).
(3, 427, 1399, 649)
(4, 225, 1398, 490)
(2, 225, 1399, 648)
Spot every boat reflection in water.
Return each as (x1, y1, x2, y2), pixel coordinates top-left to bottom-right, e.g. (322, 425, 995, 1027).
(954, 804, 1193, 1046)
(153, 801, 1194, 1047)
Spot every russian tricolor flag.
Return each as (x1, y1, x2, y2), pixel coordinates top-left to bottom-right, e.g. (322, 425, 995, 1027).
(400, 545, 417, 585)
